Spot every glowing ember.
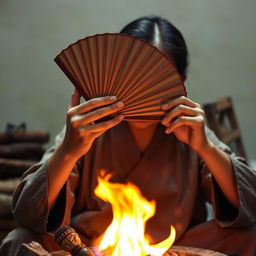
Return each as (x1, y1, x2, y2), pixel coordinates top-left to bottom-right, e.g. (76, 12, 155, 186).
(94, 171, 176, 256)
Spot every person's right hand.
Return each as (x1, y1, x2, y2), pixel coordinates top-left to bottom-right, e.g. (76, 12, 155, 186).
(60, 90, 124, 159)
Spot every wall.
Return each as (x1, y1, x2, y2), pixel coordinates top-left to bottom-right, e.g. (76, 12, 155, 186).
(0, 0, 255, 160)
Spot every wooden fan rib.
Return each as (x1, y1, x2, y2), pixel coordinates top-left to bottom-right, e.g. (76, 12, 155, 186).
(124, 105, 162, 114)
(104, 36, 132, 96)
(75, 39, 95, 98)
(124, 108, 163, 116)
(87, 37, 100, 97)
(106, 36, 138, 96)
(69, 44, 93, 98)
(122, 65, 180, 106)
(123, 83, 184, 115)
(124, 115, 161, 120)
(77, 40, 95, 97)
(97, 35, 107, 96)
(118, 54, 173, 102)
(109, 37, 150, 98)
(55, 54, 86, 99)
(61, 51, 88, 98)
(126, 72, 183, 105)
(116, 46, 165, 101)
(103, 35, 124, 96)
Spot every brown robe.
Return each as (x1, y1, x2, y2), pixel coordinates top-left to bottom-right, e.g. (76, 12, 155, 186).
(1, 123, 256, 255)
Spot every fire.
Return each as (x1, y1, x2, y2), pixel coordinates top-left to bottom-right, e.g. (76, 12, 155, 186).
(94, 171, 176, 256)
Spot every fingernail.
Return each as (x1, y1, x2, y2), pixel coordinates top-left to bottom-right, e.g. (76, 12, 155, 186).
(117, 101, 124, 107)
(161, 117, 168, 124)
(118, 114, 124, 120)
(162, 104, 168, 110)
(165, 128, 171, 134)
(110, 96, 117, 101)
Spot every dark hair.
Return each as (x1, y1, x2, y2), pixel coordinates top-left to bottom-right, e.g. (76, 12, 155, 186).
(120, 16, 188, 76)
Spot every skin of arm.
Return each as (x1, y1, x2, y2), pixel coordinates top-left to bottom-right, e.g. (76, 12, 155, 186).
(161, 96, 239, 208)
(47, 90, 124, 209)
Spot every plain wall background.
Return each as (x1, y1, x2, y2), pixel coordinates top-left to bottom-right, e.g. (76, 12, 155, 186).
(0, 0, 255, 161)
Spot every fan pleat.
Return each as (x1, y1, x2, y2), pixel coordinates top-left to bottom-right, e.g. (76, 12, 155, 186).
(123, 84, 183, 114)
(121, 64, 176, 105)
(116, 45, 162, 102)
(55, 33, 187, 120)
(108, 37, 144, 98)
(61, 51, 89, 97)
(114, 44, 156, 101)
(69, 44, 91, 97)
(77, 38, 94, 97)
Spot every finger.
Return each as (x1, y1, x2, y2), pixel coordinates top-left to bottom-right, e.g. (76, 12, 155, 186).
(161, 105, 204, 126)
(161, 96, 200, 111)
(69, 96, 118, 116)
(70, 89, 81, 108)
(166, 115, 204, 133)
(71, 101, 124, 127)
(79, 114, 124, 133)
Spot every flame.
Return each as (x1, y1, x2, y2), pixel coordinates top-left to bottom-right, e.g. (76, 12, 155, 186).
(94, 171, 176, 256)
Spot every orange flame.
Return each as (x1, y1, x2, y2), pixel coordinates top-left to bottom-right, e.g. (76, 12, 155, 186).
(94, 171, 176, 256)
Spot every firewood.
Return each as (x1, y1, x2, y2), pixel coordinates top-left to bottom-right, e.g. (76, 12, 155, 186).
(0, 193, 12, 216)
(0, 130, 49, 144)
(16, 242, 71, 256)
(0, 158, 37, 177)
(0, 217, 17, 230)
(0, 143, 45, 160)
(0, 178, 20, 194)
(167, 246, 227, 255)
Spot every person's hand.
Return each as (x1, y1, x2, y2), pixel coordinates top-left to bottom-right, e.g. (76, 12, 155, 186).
(161, 96, 210, 153)
(61, 90, 124, 159)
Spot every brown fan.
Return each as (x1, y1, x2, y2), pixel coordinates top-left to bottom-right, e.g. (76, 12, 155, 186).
(54, 33, 186, 120)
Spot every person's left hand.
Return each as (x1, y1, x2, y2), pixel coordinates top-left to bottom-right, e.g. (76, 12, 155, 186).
(161, 96, 210, 153)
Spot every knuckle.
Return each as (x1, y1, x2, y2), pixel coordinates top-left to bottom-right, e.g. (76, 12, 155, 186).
(197, 116, 205, 125)
(196, 107, 204, 115)
(177, 105, 184, 111)
(67, 109, 74, 117)
(87, 100, 96, 107)
(95, 108, 105, 116)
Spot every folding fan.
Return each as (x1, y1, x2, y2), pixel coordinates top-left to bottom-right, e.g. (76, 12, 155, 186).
(54, 33, 187, 120)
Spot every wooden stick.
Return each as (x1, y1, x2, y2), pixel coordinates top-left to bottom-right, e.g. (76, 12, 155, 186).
(0, 143, 45, 159)
(0, 158, 37, 177)
(167, 246, 227, 255)
(0, 131, 49, 144)
(0, 178, 20, 194)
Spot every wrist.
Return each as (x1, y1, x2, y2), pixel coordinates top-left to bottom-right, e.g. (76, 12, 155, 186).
(57, 141, 82, 163)
(195, 139, 215, 157)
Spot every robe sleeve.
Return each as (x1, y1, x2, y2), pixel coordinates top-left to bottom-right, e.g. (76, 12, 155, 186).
(200, 126, 256, 228)
(12, 126, 82, 233)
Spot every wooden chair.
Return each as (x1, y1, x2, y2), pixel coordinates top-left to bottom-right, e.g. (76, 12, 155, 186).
(203, 97, 247, 159)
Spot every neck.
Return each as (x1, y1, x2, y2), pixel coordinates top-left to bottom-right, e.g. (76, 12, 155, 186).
(127, 121, 159, 154)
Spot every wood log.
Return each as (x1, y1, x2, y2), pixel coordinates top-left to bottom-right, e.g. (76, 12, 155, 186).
(0, 193, 12, 217)
(0, 143, 45, 160)
(0, 131, 49, 144)
(0, 178, 20, 194)
(0, 217, 17, 230)
(16, 242, 71, 256)
(166, 246, 227, 255)
(0, 158, 37, 177)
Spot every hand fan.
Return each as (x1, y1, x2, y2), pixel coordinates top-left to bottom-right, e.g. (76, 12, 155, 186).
(54, 33, 187, 120)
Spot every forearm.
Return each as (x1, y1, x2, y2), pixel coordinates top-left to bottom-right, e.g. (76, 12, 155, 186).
(197, 140, 239, 208)
(47, 142, 80, 209)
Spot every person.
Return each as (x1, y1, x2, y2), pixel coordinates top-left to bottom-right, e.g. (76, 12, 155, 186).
(1, 16, 256, 256)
